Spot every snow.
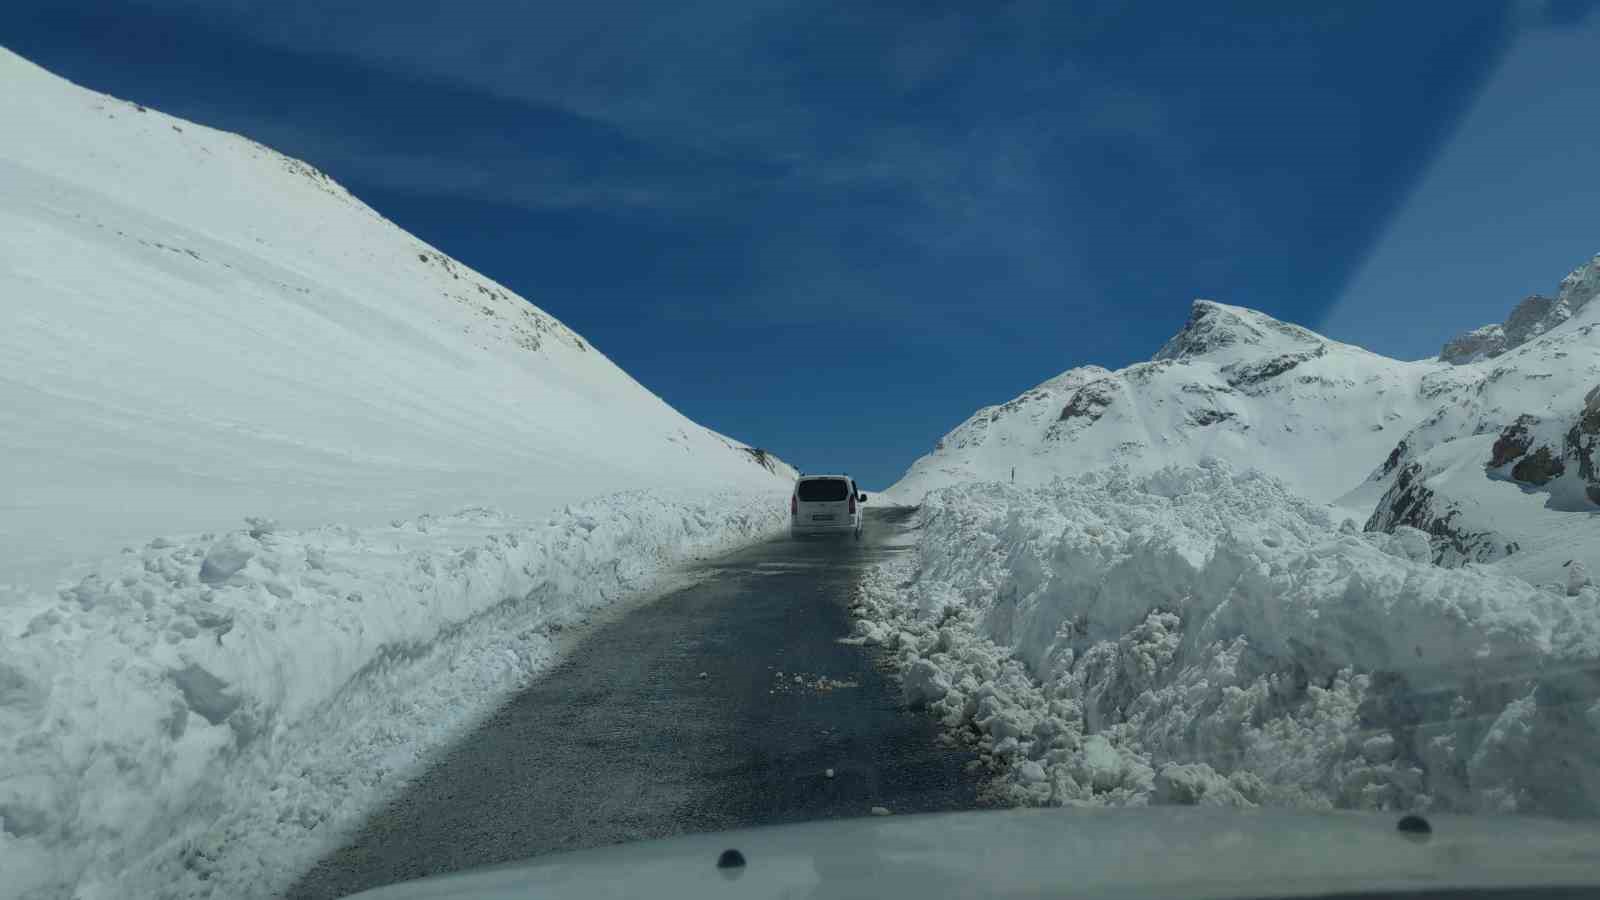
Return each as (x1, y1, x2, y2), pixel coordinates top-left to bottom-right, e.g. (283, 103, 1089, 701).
(0, 48, 798, 899)
(852, 464, 1600, 816)
(0, 46, 793, 599)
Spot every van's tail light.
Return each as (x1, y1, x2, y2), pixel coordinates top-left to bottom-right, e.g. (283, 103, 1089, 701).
(849, 494, 856, 514)
(791, 494, 797, 517)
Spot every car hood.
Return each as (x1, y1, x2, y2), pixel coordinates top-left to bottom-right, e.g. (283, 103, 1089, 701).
(344, 806, 1600, 899)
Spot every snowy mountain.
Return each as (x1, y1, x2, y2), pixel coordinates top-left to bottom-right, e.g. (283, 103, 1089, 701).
(0, 47, 793, 600)
(888, 299, 1439, 507)
(0, 48, 798, 899)
(886, 259, 1600, 588)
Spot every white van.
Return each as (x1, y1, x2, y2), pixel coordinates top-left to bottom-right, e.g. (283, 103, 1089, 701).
(790, 475, 866, 539)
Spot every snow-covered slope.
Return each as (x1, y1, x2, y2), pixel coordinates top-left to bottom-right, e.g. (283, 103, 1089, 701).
(1358, 258, 1600, 586)
(0, 48, 798, 900)
(887, 262, 1600, 587)
(0, 47, 793, 599)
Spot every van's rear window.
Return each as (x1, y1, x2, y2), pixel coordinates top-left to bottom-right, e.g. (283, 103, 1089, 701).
(797, 479, 849, 502)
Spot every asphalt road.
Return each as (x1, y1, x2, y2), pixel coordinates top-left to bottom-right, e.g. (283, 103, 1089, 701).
(287, 506, 981, 899)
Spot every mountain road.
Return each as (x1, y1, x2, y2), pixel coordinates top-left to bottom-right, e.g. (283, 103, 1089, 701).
(286, 506, 982, 899)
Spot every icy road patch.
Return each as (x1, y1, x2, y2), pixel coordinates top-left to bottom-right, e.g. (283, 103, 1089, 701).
(0, 489, 787, 900)
(852, 463, 1600, 816)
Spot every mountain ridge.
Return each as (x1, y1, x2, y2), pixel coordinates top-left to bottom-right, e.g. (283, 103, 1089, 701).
(1438, 254, 1600, 363)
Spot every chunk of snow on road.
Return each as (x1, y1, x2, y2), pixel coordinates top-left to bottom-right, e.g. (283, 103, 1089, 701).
(903, 658, 953, 707)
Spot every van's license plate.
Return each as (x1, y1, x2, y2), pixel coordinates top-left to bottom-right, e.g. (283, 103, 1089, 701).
(812, 514, 835, 521)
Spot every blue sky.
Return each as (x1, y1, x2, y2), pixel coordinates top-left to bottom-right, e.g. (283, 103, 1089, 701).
(8, 1, 1598, 487)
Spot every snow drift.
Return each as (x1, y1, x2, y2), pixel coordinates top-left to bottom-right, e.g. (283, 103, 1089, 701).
(0, 48, 797, 899)
(854, 465, 1600, 816)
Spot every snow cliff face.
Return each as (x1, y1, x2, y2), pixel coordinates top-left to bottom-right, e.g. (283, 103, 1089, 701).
(0, 47, 793, 596)
(887, 259, 1600, 588)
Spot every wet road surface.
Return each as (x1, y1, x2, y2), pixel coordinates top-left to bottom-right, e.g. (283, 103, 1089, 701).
(287, 507, 980, 898)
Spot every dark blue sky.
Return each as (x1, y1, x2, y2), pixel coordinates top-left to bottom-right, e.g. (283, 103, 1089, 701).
(9, 1, 1597, 487)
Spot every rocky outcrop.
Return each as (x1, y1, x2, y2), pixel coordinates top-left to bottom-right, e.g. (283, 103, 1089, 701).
(739, 446, 784, 475)
(1485, 385, 1600, 504)
(1365, 462, 1517, 566)
(1559, 255, 1600, 312)
(1489, 415, 1538, 469)
(1504, 295, 1564, 346)
(1512, 446, 1564, 486)
(1440, 255, 1600, 364)
(1439, 324, 1506, 364)
(1221, 345, 1327, 391)
(1379, 440, 1409, 478)
(1571, 386, 1600, 504)
(1058, 379, 1117, 423)
(1186, 409, 1236, 427)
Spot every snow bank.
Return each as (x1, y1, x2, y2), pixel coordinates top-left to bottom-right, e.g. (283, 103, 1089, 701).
(853, 464, 1600, 816)
(0, 489, 787, 900)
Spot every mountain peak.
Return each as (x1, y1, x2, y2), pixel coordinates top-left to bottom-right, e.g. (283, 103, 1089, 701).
(1152, 300, 1323, 362)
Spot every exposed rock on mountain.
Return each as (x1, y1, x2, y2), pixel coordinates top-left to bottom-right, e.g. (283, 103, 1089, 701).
(1439, 324, 1506, 365)
(1439, 255, 1600, 363)
(1489, 386, 1600, 503)
(1364, 461, 1518, 566)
